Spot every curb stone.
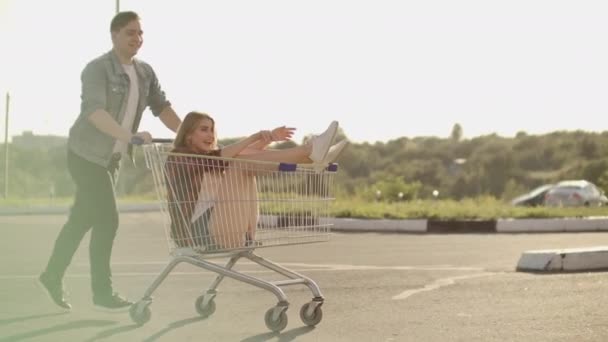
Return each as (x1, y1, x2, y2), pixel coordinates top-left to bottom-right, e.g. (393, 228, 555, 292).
(497, 217, 608, 233)
(427, 219, 496, 233)
(516, 246, 608, 272)
(326, 217, 427, 233)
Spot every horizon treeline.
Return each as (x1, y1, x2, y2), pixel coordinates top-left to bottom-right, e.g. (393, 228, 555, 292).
(3, 126, 608, 202)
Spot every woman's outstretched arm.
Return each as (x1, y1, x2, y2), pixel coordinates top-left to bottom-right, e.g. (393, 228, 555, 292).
(247, 126, 295, 151)
(219, 131, 271, 158)
(221, 126, 295, 157)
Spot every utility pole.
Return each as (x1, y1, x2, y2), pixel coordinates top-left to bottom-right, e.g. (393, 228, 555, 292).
(116, 0, 120, 13)
(4, 92, 9, 198)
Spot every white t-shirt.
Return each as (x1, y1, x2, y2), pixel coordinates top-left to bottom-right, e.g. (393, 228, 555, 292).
(113, 63, 140, 156)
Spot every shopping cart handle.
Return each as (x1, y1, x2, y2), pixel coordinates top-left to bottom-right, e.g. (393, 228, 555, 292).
(130, 136, 145, 145)
(152, 138, 173, 143)
(130, 137, 173, 145)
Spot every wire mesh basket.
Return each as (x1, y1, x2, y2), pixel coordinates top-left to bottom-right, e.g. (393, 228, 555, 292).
(143, 143, 337, 254)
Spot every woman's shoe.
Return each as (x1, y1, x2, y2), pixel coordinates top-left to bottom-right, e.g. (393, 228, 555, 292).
(324, 140, 348, 164)
(245, 232, 263, 247)
(309, 121, 339, 164)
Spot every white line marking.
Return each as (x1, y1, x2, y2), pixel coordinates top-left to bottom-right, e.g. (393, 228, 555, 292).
(2, 261, 487, 282)
(272, 262, 484, 272)
(0, 264, 486, 281)
(392, 272, 496, 300)
(80, 261, 484, 272)
(0, 271, 297, 279)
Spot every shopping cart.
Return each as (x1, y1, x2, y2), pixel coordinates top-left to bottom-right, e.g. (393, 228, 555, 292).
(129, 141, 338, 332)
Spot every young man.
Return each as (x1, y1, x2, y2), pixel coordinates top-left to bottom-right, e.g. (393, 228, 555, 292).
(39, 11, 181, 310)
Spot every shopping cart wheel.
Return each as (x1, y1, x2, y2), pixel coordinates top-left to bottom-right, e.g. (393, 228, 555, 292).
(299, 302, 323, 326)
(195, 295, 216, 318)
(129, 301, 151, 325)
(264, 306, 288, 332)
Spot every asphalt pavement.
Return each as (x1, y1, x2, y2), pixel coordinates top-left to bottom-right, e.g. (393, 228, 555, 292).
(2, 212, 608, 341)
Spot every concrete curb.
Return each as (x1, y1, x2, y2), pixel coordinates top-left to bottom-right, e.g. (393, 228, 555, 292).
(427, 219, 496, 233)
(516, 246, 608, 272)
(497, 217, 608, 233)
(2, 204, 608, 233)
(326, 217, 427, 233)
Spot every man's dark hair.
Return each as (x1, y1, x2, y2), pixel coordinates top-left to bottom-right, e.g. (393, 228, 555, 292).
(110, 11, 140, 33)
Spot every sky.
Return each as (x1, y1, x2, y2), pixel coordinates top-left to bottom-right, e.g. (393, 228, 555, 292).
(1, 0, 608, 144)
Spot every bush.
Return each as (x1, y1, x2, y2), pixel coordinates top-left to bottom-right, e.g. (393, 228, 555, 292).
(359, 178, 422, 202)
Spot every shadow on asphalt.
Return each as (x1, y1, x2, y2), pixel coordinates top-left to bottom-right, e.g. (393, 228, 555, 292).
(0, 312, 69, 326)
(0, 319, 117, 342)
(143, 316, 208, 342)
(82, 323, 141, 342)
(241, 326, 315, 342)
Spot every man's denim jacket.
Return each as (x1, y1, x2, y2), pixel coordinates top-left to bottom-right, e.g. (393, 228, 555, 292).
(68, 50, 171, 168)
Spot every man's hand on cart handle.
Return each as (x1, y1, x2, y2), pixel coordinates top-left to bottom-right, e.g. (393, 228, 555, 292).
(130, 131, 153, 145)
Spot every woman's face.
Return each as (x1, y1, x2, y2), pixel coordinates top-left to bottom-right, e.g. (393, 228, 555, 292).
(188, 118, 216, 152)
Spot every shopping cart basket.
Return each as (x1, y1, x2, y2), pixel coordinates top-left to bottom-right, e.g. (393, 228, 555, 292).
(129, 141, 337, 332)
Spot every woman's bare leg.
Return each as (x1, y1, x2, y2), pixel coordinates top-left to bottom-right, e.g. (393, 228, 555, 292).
(245, 175, 258, 241)
(208, 168, 258, 249)
(236, 145, 312, 164)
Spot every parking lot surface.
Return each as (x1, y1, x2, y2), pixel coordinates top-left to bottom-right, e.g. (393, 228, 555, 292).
(2, 213, 608, 341)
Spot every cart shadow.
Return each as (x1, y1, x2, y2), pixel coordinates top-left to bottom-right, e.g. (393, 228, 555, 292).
(241, 326, 315, 342)
(143, 316, 207, 342)
(0, 319, 117, 342)
(0, 312, 69, 326)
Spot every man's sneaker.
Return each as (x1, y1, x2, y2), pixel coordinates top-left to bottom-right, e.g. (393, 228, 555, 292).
(309, 121, 339, 168)
(38, 272, 72, 310)
(93, 292, 133, 310)
(324, 140, 349, 164)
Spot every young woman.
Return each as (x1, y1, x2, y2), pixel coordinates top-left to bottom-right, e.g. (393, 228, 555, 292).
(165, 111, 347, 250)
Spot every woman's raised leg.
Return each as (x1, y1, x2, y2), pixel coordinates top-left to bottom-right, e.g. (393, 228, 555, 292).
(208, 168, 259, 249)
(236, 145, 312, 164)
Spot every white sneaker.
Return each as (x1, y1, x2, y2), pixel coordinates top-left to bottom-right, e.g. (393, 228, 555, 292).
(309, 121, 339, 164)
(324, 140, 348, 164)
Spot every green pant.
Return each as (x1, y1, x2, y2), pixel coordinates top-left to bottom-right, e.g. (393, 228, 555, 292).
(44, 150, 119, 297)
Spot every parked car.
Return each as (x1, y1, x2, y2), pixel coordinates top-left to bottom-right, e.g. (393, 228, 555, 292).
(510, 184, 555, 207)
(544, 180, 608, 207)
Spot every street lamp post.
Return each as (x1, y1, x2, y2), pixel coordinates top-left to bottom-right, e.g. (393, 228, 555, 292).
(116, 0, 120, 13)
(4, 92, 9, 198)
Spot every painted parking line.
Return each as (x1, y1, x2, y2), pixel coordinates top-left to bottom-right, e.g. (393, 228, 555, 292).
(1, 263, 485, 280)
(392, 272, 497, 300)
(4, 263, 496, 305)
(80, 261, 486, 272)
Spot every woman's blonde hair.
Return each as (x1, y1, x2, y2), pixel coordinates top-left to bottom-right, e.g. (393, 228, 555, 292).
(173, 111, 217, 150)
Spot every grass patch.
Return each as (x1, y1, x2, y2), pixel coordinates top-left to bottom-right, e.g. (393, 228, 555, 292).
(3, 195, 608, 220)
(330, 197, 608, 220)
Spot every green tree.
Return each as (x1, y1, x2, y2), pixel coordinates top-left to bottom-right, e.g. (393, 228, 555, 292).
(450, 123, 463, 142)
